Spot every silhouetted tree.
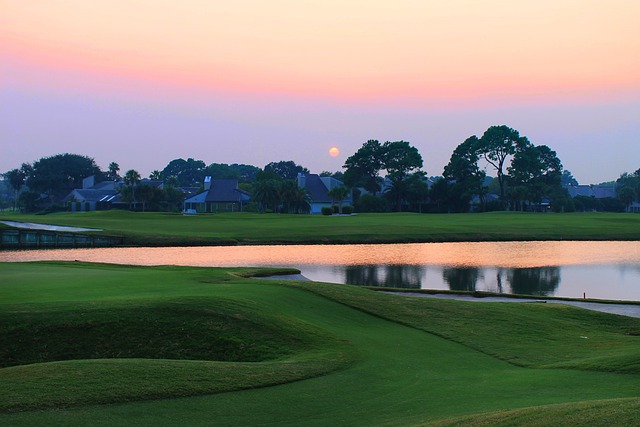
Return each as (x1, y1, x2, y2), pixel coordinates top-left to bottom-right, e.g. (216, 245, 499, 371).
(343, 140, 385, 195)
(26, 153, 102, 204)
(263, 161, 309, 181)
(477, 126, 528, 208)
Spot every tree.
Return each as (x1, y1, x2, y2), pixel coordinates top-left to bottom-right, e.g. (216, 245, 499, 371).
(442, 136, 486, 212)
(149, 170, 162, 180)
(382, 140, 424, 211)
(343, 140, 385, 195)
(4, 167, 28, 211)
(26, 153, 102, 205)
(279, 180, 311, 214)
(616, 169, 640, 210)
(251, 179, 280, 213)
(508, 144, 563, 211)
(108, 162, 121, 181)
(618, 186, 636, 210)
(477, 126, 529, 208)
(403, 172, 430, 213)
(327, 185, 349, 214)
(123, 169, 141, 210)
(561, 170, 578, 187)
(161, 158, 206, 187)
(263, 161, 309, 181)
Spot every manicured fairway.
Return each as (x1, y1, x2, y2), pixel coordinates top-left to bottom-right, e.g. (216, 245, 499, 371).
(1, 262, 639, 426)
(2, 211, 640, 246)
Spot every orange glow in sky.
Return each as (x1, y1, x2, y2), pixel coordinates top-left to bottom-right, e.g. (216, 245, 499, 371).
(2, 0, 639, 104)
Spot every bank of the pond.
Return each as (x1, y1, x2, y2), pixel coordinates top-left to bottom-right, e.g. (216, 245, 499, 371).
(256, 273, 640, 318)
(1, 211, 640, 248)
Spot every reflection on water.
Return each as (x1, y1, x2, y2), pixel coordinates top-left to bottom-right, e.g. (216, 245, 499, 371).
(443, 267, 480, 292)
(345, 265, 424, 288)
(508, 267, 560, 296)
(1, 241, 639, 300)
(339, 265, 562, 296)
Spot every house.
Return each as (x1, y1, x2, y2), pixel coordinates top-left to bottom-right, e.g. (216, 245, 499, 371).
(183, 177, 250, 213)
(565, 184, 616, 199)
(64, 176, 123, 212)
(626, 201, 640, 214)
(297, 173, 351, 214)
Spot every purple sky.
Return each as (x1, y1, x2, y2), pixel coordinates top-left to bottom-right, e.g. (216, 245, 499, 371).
(2, 1, 639, 184)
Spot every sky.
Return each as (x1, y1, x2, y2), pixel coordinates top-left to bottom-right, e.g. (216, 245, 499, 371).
(1, 0, 639, 184)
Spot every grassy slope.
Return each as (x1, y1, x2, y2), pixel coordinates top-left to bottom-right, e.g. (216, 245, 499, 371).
(0, 262, 639, 426)
(2, 211, 640, 246)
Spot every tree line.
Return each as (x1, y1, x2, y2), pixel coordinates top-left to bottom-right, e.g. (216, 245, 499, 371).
(3, 125, 639, 213)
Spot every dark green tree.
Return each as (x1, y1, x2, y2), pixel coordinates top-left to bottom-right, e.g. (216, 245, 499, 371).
(616, 169, 640, 210)
(327, 185, 350, 214)
(279, 180, 311, 214)
(382, 140, 424, 211)
(561, 170, 578, 187)
(263, 161, 309, 181)
(4, 166, 28, 210)
(618, 186, 636, 210)
(252, 178, 280, 212)
(508, 144, 563, 211)
(343, 140, 385, 195)
(161, 158, 206, 187)
(107, 162, 121, 181)
(442, 136, 486, 212)
(123, 169, 141, 210)
(477, 125, 529, 207)
(26, 154, 102, 204)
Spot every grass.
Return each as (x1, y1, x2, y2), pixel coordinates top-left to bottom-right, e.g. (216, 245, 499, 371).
(1, 262, 639, 425)
(2, 210, 640, 246)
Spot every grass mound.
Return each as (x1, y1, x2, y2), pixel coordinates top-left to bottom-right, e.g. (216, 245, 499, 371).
(1, 297, 323, 367)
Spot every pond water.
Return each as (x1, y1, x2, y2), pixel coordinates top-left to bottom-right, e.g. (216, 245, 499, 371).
(2, 241, 640, 301)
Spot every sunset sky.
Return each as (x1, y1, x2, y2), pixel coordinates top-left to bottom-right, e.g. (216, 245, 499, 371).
(2, 0, 639, 183)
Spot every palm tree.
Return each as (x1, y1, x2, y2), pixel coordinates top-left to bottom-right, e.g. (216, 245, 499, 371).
(5, 168, 26, 211)
(280, 180, 310, 213)
(149, 170, 162, 180)
(252, 179, 280, 212)
(327, 185, 349, 214)
(108, 162, 121, 181)
(123, 169, 141, 210)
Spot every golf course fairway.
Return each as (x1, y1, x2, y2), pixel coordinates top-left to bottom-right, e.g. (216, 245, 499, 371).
(1, 262, 639, 426)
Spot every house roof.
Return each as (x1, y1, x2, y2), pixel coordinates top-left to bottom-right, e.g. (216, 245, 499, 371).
(185, 179, 249, 203)
(303, 174, 333, 203)
(566, 184, 616, 199)
(65, 189, 120, 203)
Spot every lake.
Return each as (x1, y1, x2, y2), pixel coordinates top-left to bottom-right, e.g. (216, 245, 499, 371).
(2, 241, 639, 301)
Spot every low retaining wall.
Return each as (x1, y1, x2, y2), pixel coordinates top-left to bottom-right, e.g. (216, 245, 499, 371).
(0, 229, 123, 249)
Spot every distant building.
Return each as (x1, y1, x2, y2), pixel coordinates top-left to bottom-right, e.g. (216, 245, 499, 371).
(297, 173, 351, 214)
(183, 177, 250, 213)
(565, 184, 616, 199)
(64, 176, 124, 212)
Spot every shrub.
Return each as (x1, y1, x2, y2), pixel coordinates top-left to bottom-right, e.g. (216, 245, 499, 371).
(332, 205, 340, 214)
(341, 205, 353, 215)
(321, 207, 333, 216)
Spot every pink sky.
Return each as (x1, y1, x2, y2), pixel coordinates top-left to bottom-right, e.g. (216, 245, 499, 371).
(1, 0, 639, 183)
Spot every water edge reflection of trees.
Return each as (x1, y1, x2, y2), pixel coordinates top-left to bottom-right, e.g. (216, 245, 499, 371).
(344, 265, 423, 288)
(342, 264, 561, 296)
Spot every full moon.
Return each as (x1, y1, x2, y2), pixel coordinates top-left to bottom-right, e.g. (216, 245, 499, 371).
(329, 147, 340, 157)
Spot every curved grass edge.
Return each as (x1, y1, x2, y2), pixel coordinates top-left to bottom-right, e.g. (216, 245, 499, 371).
(425, 398, 640, 427)
(0, 348, 354, 413)
(272, 279, 640, 374)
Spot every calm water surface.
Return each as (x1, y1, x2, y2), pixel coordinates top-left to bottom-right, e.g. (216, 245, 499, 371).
(2, 241, 640, 301)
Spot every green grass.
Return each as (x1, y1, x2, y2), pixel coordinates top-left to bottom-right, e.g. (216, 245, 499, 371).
(1, 262, 639, 425)
(2, 210, 640, 246)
